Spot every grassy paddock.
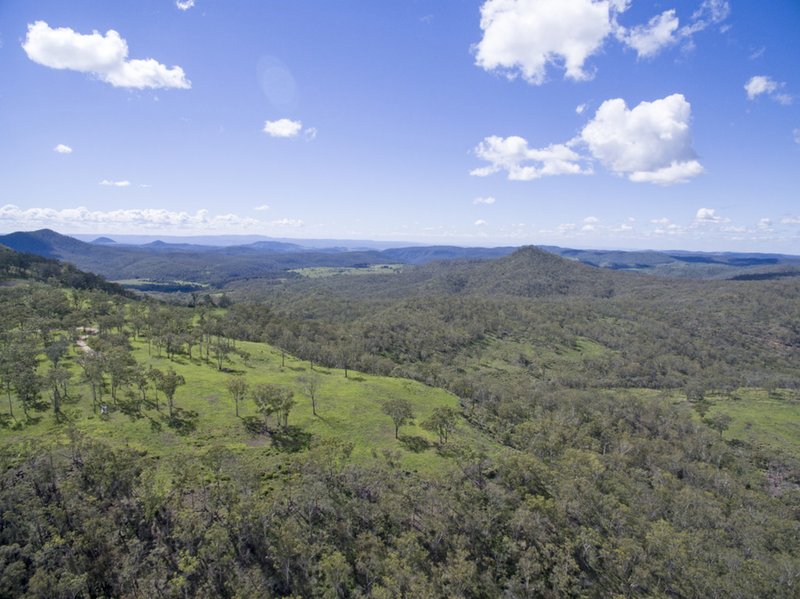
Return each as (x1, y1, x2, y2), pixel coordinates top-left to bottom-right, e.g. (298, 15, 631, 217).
(1, 336, 496, 475)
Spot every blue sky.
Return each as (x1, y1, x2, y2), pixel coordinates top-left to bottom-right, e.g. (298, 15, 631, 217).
(1, 0, 798, 251)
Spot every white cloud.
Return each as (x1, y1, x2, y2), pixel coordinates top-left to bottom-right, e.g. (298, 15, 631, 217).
(628, 161, 704, 184)
(745, 75, 778, 100)
(263, 118, 316, 139)
(683, 0, 730, 36)
(472, 93, 703, 186)
(473, 196, 496, 205)
(176, 0, 195, 10)
(0, 204, 265, 232)
(471, 135, 590, 180)
(781, 216, 800, 225)
(583, 216, 600, 224)
(475, 0, 730, 84)
(22, 21, 190, 89)
(650, 217, 670, 225)
(263, 119, 302, 138)
(474, 219, 488, 226)
(617, 10, 679, 58)
(576, 103, 588, 115)
(53, 144, 73, 154)
(757, 218, 772, 230)
(254, 204, 270, 211)
(694, 207, 728, 224)
(745, 75, 792, 104)
(580, 94, 703, 185)
(474, 0, 621, 85)
(99, 179, 131, 187)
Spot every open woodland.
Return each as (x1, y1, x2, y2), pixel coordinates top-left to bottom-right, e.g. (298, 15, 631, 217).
(1, 241, 799, 598)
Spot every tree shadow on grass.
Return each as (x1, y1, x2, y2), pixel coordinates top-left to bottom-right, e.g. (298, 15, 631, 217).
(241, 416, 266, 436)
(348, 376, 367, 382)
(148, 416, 162, 433)
(165, 408, 199, 435)
(118, 398, 144, 421)
(270, 426, 312, 453)
(399, 435, 432, 453)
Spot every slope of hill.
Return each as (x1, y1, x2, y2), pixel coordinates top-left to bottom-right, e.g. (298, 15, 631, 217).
(1, 253, 798, 598)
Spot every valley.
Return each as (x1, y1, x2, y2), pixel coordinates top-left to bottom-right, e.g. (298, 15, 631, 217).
(1, 234, 799, 597)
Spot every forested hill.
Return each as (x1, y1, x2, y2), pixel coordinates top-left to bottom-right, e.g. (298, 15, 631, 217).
(1, 243, 799, 596)
(240, 244, 800, 395)
(0, 245, 131, 296)
(241, 245, 640, 301)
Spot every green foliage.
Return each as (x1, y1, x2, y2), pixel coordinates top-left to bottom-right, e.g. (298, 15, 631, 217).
(382, 398, 414, 439)
(422, 406, 458, 444)
(1, 249, 800, 597)
(226, 375, 248, 417)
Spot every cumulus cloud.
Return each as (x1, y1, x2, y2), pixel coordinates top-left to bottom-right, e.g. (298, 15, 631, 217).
(474, 0, 730, 83)
(472, 93, 703, 186)
(263, 119, 302, 138)
(254, 204, 270, 211)
(474, 0, 620, 84)
(471, 135, 590, 180)
(745, 76, 792, 105)
(53, 144, 73, 154)
(176, 0, 195, 10)
(580, 94, 703, 184)
(474, 219, 488, 226)
(263, 118, 316, 139)
(757, 218, 772, 230)
(781, 216, 800, 225)
(22, 21, 190, 89)
(745, 75, 778, 99)
(576, 103, 588, 115)
(617, 0, 731, 58)
(694, 207, 728, 224)
(473, 196, 496, 205)
(99, 179, 131, 187)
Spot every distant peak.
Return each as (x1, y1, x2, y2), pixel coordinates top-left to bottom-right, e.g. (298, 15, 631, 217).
(91, 236, 117, 245)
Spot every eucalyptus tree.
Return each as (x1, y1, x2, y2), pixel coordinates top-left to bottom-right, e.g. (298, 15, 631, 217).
(226, 375, 248, 417)
(382, 398, 415, 439)
(297, 373, 322, 416)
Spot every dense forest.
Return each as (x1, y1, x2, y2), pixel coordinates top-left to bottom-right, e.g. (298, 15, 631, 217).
(1, 245, 799, 598)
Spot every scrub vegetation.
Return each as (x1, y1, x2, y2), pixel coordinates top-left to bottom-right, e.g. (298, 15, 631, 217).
(1, 244, 799, 598)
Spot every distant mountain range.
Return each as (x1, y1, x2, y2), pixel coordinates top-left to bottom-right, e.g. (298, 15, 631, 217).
(1, 229, 799, 289)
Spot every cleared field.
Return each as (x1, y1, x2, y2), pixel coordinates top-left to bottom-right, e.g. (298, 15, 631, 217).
(289, 264, 404, 278)
(1, 336, 496, 475)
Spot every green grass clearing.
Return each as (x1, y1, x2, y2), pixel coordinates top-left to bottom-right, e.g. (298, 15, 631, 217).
(1, 335, 497, 476)
(289, 264, 404, 278)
